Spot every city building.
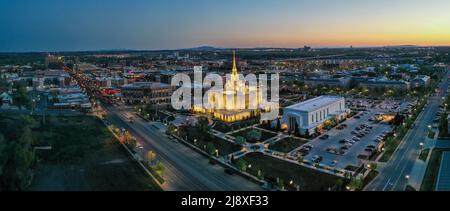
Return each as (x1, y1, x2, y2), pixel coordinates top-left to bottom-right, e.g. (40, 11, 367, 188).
(359, 78, 410, 90)
(0, 92, 13, 105)
(121, 82, 172, 106)
(281, 96, 348, 135)
(436, 152, 450, 191)
(411, 75, 431, 88)
(48, 87, 92, 110)
(303, 77, 350, 88)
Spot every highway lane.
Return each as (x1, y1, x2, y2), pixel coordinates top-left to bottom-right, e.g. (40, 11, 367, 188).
(365, 71, 448, 191)
(105, 106, 264, 191)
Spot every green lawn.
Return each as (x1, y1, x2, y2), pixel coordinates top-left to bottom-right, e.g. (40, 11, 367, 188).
(213, 119, 258, 133)
(28, 116, 161, 191)
(379, 137, 402, 162)
(419, 149, 430, 161)
(239, 152, 345, 191)
(188, 136, 242, 156)
(363, 170, 379, 187)
(428, 131, 436, 139)
(231, 128, 278, 143)
(268, 137, 309, 153)
(179, 127, 242, 156)
(420, 149, 450, 191)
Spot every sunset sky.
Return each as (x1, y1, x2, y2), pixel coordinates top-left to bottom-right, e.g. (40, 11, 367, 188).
(1, 0, 449, 52)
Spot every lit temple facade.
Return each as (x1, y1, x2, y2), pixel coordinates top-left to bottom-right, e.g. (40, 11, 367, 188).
(193, 51, 263, 122)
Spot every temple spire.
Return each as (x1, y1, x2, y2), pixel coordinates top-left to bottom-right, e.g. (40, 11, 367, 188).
(232, 50, 238, 75)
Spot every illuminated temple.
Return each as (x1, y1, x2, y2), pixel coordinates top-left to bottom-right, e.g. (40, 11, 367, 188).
(193, 51, 263, 122)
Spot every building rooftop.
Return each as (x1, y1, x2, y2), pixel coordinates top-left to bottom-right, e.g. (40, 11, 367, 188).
(286, 96, 344, 112)
(413, 75, 431, 81)
(436, 152, 450, 191)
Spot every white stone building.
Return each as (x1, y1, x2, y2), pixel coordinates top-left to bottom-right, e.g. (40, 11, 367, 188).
(281, 96, 348, 135)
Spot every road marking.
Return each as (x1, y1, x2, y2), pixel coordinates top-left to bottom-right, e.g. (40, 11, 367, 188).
(382, 178, 392, 191)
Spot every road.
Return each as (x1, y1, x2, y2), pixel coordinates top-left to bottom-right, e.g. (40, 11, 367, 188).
(104, 106, 264, 191)
(365, 71, 449, 191)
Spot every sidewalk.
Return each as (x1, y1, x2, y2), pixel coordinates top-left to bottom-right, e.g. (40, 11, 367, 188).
(407, 137, 435, 190)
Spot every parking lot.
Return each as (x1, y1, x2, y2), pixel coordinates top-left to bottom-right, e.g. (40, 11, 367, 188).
(346, 98, 414, 114)
(289, 98, 414, 170)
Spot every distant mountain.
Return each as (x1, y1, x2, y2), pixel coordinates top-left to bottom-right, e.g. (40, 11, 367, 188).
(382, 45, 419, 48)
(182, 46, 223, 51)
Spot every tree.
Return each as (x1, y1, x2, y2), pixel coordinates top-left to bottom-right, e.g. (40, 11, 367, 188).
(392, 113, 405, 126)
(275, 119, 281, 131)
(166, 123, 177, 135)
(236, 159, 247, 172)
(439, 112, 448, 137)
(293, 120, 300, 136)
(348, 78, 360, 90)
(167, 115, 175, 122)
(234, 136, 246, 145)
(347, 178, 364, 191)
(0, 74, 10, 89)
(154, 161, 165, 177)
(335, 179, 344, 191)
(196, 117, 211, 134)
(146, 150, 157, 165)
(304, 130, 310, 138)
(0, 134, 6, 176)
(246, 129, 262, 142)
(368, 163, 377, 171)
(257, 169, 264, 180)
(206, 142, 217, 156)
(14, 86, 29, 109)
(0, 127, 35, 190)
(278, 178, 285, 190)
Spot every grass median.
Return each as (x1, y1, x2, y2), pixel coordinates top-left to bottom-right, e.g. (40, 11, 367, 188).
(420, 148, 450, 191)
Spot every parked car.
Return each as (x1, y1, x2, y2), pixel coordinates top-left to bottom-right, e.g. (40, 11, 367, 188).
(330, 160, 338, 167)
(326, 147, 338, 154)
(367, 145, 376, 149)
(311, 155, 323, 163)
(320, 134, 330, 140)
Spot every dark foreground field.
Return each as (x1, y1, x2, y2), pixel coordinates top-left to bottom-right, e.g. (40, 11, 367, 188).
(27, 116, 161, 191)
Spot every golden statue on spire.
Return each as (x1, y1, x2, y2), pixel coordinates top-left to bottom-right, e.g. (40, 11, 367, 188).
(230, 50, 239, 82)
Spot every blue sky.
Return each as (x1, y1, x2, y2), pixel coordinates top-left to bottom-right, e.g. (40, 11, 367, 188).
(1, 0, 449, 52)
